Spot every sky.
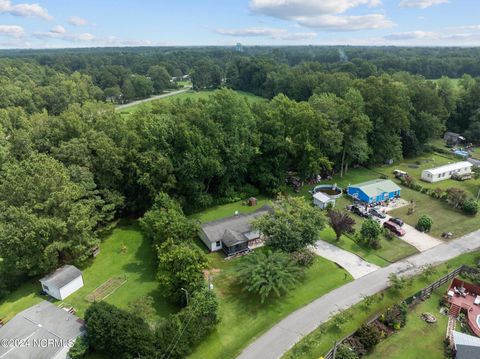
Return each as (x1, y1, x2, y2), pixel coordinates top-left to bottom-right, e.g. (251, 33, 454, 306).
(0, 0, 479, 48)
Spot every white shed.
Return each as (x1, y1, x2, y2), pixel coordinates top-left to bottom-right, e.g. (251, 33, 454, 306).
(421, 161, 473, 183)
(39, 265, 84, 300)
(313, 191, 336, 209)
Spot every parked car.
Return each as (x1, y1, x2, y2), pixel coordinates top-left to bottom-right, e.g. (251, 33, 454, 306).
(390, 217, 404, 227)
(383, 220, 406, 236)
(369, 208, 386, 219)
(349, 205, 372, 219)
(393, 169, 408, 179)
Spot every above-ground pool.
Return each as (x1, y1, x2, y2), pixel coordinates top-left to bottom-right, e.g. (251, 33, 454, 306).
(476, 314, 480, 329)
(312, 184, 343, 199)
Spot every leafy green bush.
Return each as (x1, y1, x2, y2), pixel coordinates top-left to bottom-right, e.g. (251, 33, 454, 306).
(416, 214, 433, 232)
(68, 336, 89, 359)
(354, 323, 381, 352)
(462, 199, 479, 215)
(359, 219, 382, 249)
(336, 344, 359, 359)
(290, 248, 316, 267)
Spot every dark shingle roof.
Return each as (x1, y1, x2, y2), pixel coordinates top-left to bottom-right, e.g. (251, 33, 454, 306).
(200, 205, 272, 244)
(40, 265, 82, 289)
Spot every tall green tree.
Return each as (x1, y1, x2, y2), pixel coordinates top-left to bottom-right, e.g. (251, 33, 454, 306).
(254, 196, 326, 252)
(157, 239, 208, 305)
(309, 88, 371, 176)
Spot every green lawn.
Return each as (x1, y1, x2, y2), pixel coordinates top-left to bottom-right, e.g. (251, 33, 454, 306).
(389, 186, 480, 239)
(189, 196, 271, 223)
(283, 251, 480, 359)
(375, 152, 480, 197)
(366, 288, 448, 359)
(0, 221, 176, 322)
(320, 226, 418, 268)
(190, 254, 352, 359)
(119, 89, 265, 114)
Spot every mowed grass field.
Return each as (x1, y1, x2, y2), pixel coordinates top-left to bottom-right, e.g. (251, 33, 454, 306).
(190, 251, 352, 359)
(0, 221, 176, 322)
(366, 288, 448, 359)
(188, 199, 352, 359)
(119, 89, 265, 115)
(376, 151, 480, 197)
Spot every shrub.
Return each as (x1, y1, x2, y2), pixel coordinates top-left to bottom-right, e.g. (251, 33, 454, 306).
(68, 336, 89, 359)
(290, 248, 316, 267)
(354, 323, 381, 352)
(85, 302, 155, 359)
(416, 215, 433, 232)
(359, 219, 382, 249)
(382, 303, 408, 329)
(462, 199, 479, 215)
(236, 250, 302, 303)
(335, 344, 359, 359)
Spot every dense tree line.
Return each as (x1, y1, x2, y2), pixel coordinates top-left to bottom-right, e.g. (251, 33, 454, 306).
(1, 49, 480, 297)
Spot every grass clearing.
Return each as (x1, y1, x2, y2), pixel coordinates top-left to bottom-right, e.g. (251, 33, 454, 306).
(0, 221, 177, 321)
(283, 251, 480, 359)
(320, 226, 418, 267)
(366, 287, 448, 359)
(119, 89, 265, 114)
(190, 253, 352, 359)
(389, 186, 479, 239)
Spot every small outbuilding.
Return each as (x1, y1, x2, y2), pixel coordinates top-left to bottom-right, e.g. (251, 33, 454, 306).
(444, 131, 465, 146)
(421, 161, 473, 183)
(313, 191, 335, 209)
(347, 179, 401, 204)
(40, 265, 84, 300)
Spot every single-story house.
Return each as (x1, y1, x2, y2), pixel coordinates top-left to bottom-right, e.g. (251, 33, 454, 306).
(199, 205, 271, 256)
(444, 131, 465, 146)
(421, 161, 473, 183)
(313, 191, 335, 209)
(347, 179, 401, 204)
(452, 331, 480, 359)
(0, 301, 85, 359)
(40, 265, 84, 300)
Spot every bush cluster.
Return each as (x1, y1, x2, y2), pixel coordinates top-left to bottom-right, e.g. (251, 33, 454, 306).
(400, 176, 478, 215)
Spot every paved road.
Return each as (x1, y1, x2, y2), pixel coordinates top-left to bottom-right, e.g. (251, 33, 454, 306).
(115, 88, 191, 110)
(237, 229, 480, 359)
(312, 240, 380, 279)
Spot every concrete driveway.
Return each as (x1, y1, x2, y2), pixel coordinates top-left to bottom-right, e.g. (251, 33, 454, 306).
(237, 229, 480, 359)
(312, 240, 380, 279)
(378, 214, 442, 252)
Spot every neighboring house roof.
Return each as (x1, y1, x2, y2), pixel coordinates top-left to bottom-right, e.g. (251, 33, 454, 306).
(200, 205, 272, 245)
(349, 179, 401, 198)
(423, 161, 473, 175)
(453, 331, 480, 359)
(444, 131, 461, 138)
(0, 301, 84, 359)
(313, 191, 332, 203)
(40, 265, 82, 289)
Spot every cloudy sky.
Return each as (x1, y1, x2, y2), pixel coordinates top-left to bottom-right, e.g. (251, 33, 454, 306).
(0, 0, 478, 48)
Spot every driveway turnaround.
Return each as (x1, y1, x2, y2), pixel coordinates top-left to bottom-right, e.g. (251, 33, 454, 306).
(312, 240, 380, 279)
(236, 229, 480, 359)
(115, 88, 191, 110)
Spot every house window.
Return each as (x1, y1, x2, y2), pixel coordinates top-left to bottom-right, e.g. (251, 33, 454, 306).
(215, 241, 221, 247)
